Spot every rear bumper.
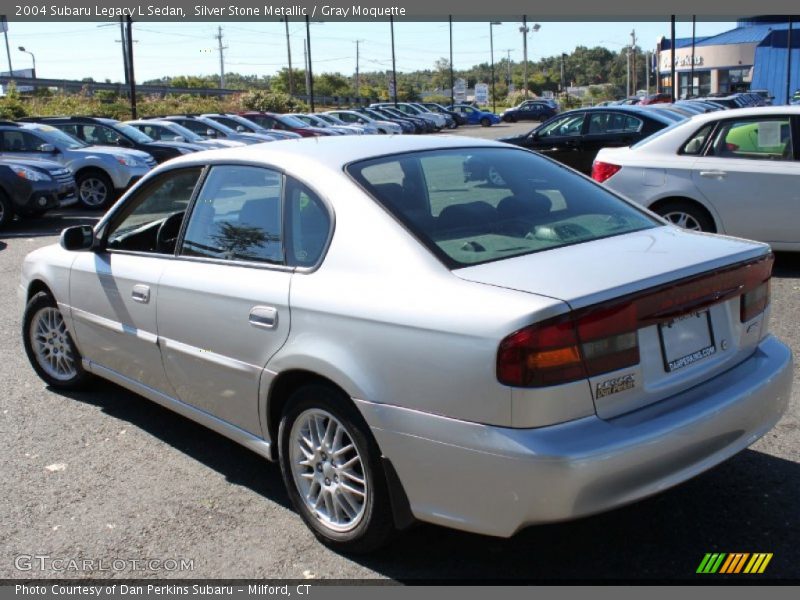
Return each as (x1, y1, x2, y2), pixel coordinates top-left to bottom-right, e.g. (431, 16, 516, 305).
(357, 335, 792, 537)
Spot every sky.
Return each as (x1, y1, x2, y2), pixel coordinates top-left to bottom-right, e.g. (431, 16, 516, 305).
(3, 20, 737, 83)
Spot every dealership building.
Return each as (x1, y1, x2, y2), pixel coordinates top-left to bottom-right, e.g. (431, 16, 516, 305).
(657, 17, 799, 101)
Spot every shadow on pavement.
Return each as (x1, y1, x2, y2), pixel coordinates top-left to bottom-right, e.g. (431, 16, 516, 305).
(0, 210, 101, 240)
(55, 381, 798, 582)
(773, 252, 800, 278)
(56, 380, 292, 511)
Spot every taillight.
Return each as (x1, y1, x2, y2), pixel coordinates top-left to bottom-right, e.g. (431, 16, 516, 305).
(741, 281, 770, 322)
(497, 254, 773, 387)
(591, 161, 621, 183)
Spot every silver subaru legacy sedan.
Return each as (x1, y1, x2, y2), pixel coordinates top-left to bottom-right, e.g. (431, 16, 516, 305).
(19, 136, 792, 552)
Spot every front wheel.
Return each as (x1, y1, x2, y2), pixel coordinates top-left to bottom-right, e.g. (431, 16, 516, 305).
(76, 171, 114, 210)
(0, 192, 13, 230)
(480, 117, 491, 127)
(278, 384, 395, 553)
(23, 292, 92, 389)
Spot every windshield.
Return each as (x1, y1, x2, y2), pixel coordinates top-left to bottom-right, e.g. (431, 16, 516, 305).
(347, 147, 657, 268)
(114, 123, 155, 144)
(278, 114, 309, 128)
(200, 118, 237, 135)
(34, 125, 88, 149)
(160, 122, 204, 142)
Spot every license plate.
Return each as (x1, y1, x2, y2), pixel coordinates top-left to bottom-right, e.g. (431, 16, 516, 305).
(659, 311, 716, 372)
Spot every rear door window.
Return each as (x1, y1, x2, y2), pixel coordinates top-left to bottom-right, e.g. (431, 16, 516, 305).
(708, 117, 793, 161)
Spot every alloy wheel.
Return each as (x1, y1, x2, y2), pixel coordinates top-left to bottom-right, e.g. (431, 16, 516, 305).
(289, 408, 368, 533)
(30, 307, 77, 381)
(79, 178, 108, 207)
(662, 210, 703, 231)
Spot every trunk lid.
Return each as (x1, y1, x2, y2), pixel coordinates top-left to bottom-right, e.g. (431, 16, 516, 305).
(457, 226, 772, 419)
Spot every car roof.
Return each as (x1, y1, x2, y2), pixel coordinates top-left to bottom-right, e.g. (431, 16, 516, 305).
(160, 135, 504, 173)
(560, 104, 677, 125)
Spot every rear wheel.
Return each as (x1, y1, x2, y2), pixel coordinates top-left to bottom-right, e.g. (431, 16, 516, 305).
(23, 292, 92, 389)
(278, 384, 395, 553)
(77, 171, 114, 210)
(653, 200, 715, 232)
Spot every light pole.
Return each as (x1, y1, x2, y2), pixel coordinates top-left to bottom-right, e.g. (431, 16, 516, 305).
(519, 18, 540, 98)
(489, 22, 501, 113)
(17, 46, 35, 78)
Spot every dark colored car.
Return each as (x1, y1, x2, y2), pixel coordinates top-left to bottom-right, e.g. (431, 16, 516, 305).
(201, 113, 301, 140)
(639, 93, 673, 105)
(420, 102, 465, 126)
(18, 116, 200, 163)
(237, 112, 332, 137)
(495, 106, 676, 175)
(500, 100, 558, 122)
(370, 105, 434, 133)
(0, 157, 76, 229)
(357, 107, 416, 133)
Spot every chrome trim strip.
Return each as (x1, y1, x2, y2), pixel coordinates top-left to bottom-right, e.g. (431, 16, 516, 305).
(82, 359, 273, 461)
(159, 336, 261, 375)
(71, 306, 158, 344)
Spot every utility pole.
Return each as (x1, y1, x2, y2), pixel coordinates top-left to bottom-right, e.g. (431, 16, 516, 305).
(126, 16, 136, 119)
(283, 18, 294, 96)
(670, 15, 676, 102)
(631, 29, 637, 95)
(215, 26, 226, 89)
(119, 17, 129, 85)
(490, 22, 500, 114)
(646, 51, 650, 94)
(690, 16, 696, 97)
(520, 15, 529, 98)
(354, 39, 363, 103)
(390, 15, 398, 106)
(626, 48, 630, 97)
(505, 49, 512, 88)
(449, 16, 454, 103)
(303, 40, 311, 102)
(1, 16, 12, 76)
(305, 15, 314, 112)
(786, 16, 793, 105)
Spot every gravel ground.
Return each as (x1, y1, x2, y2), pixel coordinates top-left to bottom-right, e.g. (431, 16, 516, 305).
(1, 138, 798, 581)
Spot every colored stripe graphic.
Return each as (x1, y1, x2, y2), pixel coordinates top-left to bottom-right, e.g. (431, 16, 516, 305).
(698, 552, 773, 574)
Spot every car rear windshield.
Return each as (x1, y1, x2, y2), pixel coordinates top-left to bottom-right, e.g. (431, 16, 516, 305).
(347, 147, 657, 268)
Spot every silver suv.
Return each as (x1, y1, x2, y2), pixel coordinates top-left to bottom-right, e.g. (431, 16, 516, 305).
(0, 121, 156, 209)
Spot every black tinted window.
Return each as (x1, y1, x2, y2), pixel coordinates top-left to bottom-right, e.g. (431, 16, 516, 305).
(348, 148, 657, 268)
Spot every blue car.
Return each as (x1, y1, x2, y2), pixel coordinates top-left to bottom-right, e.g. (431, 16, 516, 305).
(447, 104, 501, 127)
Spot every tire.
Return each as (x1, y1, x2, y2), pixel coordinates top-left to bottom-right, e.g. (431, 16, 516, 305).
(23, 292, 92, 390)
(480, 117, 491, 127)
(653, 200, 716, 233)
(0, 192, 13, 230)
(278, 383, 395, 553)
(76, 171, 114, 210)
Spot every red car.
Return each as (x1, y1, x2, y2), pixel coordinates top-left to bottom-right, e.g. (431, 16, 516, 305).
(639, 93, 672, 105)
(237, 111, 332, 138)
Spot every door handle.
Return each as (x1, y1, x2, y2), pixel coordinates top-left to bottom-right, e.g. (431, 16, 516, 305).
(699, 170, 727, 178)
(249, 306, 278, 329)
(131, 284, 150, 304)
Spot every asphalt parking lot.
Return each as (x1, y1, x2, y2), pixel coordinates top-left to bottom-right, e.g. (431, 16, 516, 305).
(1, 131, 798, 581)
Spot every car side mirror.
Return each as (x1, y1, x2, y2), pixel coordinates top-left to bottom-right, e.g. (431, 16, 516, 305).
(174, 135, 185, 142)
(38, 143, 57, 153)
(117, 137, 134, 148)
(235, 125, 246, 132)
(60, 225, 95, 251)
(206, 129, 217, 138)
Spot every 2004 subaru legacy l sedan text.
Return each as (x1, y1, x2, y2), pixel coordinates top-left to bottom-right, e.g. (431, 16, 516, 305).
(19, 136, 793, 552)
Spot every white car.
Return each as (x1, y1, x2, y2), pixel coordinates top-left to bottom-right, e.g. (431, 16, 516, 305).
(20, 136, 791, 552)
(593, 106, 800, 251)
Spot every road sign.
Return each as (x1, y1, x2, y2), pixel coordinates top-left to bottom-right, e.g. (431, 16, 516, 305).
(474, 83, 489, 105)
(453, 78, 467, 103)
